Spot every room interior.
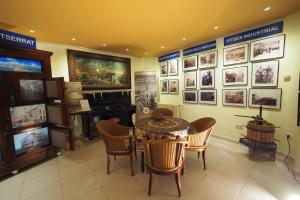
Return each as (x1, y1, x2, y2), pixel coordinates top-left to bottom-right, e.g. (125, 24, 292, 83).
(1, 0, 300, 199)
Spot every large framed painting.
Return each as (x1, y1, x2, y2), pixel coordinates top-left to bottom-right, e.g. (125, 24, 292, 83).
(222, 66, 248, 86)
(252, 60, 279, 87)
(249, 88, 282, 110)
(250, 35, 285, 61)
(67, 49, 131, 90)
(199, 69, 215, 89)
(222, 89, 247, 107)
(223, 44, 249, 66)
(198, 50, 218, 69)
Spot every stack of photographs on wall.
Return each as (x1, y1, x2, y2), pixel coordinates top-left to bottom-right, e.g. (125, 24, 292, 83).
(222, 34, 285, 109)
(159, 59, 179, 95)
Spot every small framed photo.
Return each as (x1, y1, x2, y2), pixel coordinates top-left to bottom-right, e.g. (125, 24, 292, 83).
(250, 35, 285, 62)
(222, 66, 248, 86)
(224, 44, 249, 66)
(249, 88, 282, 110)
(183, 90, 198, 104)
(198, 50, 218, 69)
(160, 62, 168, 77)
(199, 89, 217, 105)
(199, 69, 215, 89)
(184, 71, 197, 89)
(168, 59, 178, 76)
(223, 89, 247, 107)
(183, 55, 198, 71)
(160, 80, 169, 94)
(252, 60, 279, 87)
(168, 79, 179, 94)
(14, 79, 45, 104)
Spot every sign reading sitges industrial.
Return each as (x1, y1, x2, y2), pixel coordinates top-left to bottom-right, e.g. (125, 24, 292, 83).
(224, 21, 283, 46)
(0, 29, 36, 49)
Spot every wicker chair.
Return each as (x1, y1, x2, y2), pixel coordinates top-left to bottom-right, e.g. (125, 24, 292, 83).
(143, 139, 184, 197)
(185, 117, 216, 170)
(151, 108, 174, 117)
(96, 120, 135, 176)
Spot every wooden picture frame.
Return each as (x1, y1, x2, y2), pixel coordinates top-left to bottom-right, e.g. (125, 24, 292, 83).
(184, 71, 197, 89)
(199, 69, 215, 89)
(160, 61, 168, 77)
(160, 79, 169, 94)
(183, 90, 198, 104)
(222, 89, 247, 107)
(249, 88, 282, 110)
(168, 79, 179, 94)
(67, 49, 131, 90)
(198, 89, 217, 105)
(250, 35, 285, 62)
(168, 59, 178, 76)
(222, 66, 248, 86)
(198, 50, 218, 69)
(183, 55, 198, 71)
(223, 44, 249, 66)
(251, 60, 279, 87)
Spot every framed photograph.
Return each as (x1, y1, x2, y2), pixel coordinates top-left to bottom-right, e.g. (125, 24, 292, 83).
(160, 80, 169, 94)
(160, 61, 168, 77)
(168, 79, 179, 94)
(183, 90, 198, 104)
(222, 66, 248, 86)
(223, 44, 249, 66)
(249, 88, 282, 109)
(199, 69, 215, 89)
(199, 90, 217, 105)
(198, 50, 218, 69)
(252, 60, 279, 87)
(168, 59, 178, 76)
(250, 35, 285, 61)
(10, 104, 47, 129)
(184, 71, 197, 89)
(183, 56, 198, 71)
(0, 56, 42, 73)
(65, 82, 84, 112)
(19, 79, 44, 101)
(67, 49, 131, 90)
(223, 89, 247, 107)
(47, 104, 69, 126)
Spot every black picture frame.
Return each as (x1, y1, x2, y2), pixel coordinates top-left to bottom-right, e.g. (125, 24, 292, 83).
(222, 89, 247, 107)
(223, 43, 249, 66)
(251, 60, 279, 87)
(160, 79, 169, 94)
(199, 68, 215, 89)
(168, 79, 179, 94)
(183, 55, 198, 71)
(168, 59, 179, 76)
(160, 61, 168, 77)
(248, 88, 282, 110)
(198, 89, 217, 105)
(183, 90, 198, 104)
(184, 71, 197, 89)
(222, 66, 248, 86)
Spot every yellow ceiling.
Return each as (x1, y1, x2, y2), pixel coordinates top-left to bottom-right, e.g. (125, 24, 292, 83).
(0, 0, 300, 57)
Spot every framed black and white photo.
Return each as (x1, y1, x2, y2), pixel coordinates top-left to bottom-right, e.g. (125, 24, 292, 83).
(224, 44, 249, 66)
(199, 69, 215, 89)
(222, 66, 248, 86)
(168, 59, 178, 76)
(160, 79, 169, 94)
(223, 89, 247, 107)
(199, 89, 217, 105)
(250, 35, 285, 61)
(168, 79, 179, 94)
(183, 90, 198, 104)
(160, 61, 168, 77)
(183, 55, 197, 71)
(184, 71, 197, 89)
(252, 60, 279, 87)
(198, 50, 218, 69)
(249, 88, 282, 109)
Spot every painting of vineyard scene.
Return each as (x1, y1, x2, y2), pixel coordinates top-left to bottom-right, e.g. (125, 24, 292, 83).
(67, 49, 131, 90)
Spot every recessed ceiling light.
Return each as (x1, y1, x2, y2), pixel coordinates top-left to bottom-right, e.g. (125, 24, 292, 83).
(214, 26, 219, 30)
(29, 30, 35, 33)
(102, 44, 107, 47)
(71, 38, 76, 41)
(144, 52, 148, 55)
(126, 48, 129, 51)
(161, 46, 165, 49)
(264, 6, 271, 11)
(182, 38, 186, 41)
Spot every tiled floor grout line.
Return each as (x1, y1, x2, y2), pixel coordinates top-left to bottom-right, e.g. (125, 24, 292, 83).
(56, 157, 65, 200)
(18, 172, 26, 200)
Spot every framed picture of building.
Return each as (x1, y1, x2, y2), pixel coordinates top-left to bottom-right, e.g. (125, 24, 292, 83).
(183, 90, 198, 104)
(223, 44, 249, 66)
(168, 59, 178, 76)
(199, 89, 217, 105)
(14, 79, 45, 104)
(168, 79, 179, 94)
(184, 71, 197, 89)
(160, 79, 169, 94)
(183, 55, 198, 71)
(222, 89, 247, 107)
(198, 50, 218, 69)
(249, 88, 282, 109)
(222, 66, 248, 86)
(252, 60, 279, 87)
(250, 35, 285, 61)
(199, 69, 215, 89)
(160, 61, 168, 77)
(67, 49, 131, 90)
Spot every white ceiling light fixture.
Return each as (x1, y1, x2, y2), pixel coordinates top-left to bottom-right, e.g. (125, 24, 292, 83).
(126, 48, 129, 51)
(182, 38, 186, 41)
(214, 26, 219, 30)
(29, 30, 35, 33)
(264, 6, 271, 11)
(102, 44, 107, 47)
(71, 38, 76, 41)
(161, 46, 165, 49)
(144, 52, 148, 55)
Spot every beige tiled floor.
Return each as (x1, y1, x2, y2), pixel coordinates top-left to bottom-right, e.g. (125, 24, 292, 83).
(1, 137, 300, 200)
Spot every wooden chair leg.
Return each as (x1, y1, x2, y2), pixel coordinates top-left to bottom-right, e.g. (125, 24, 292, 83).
(114, 155, 116, 161)
(130, 152, 134, 176)
(202, 150, 206, 170)
(198, 151, 200, 158)
(141, 152, 145, 173)
(148, 172, 153, 196)
(107, 155, 111, 175)
(175, 171, 181, 197)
